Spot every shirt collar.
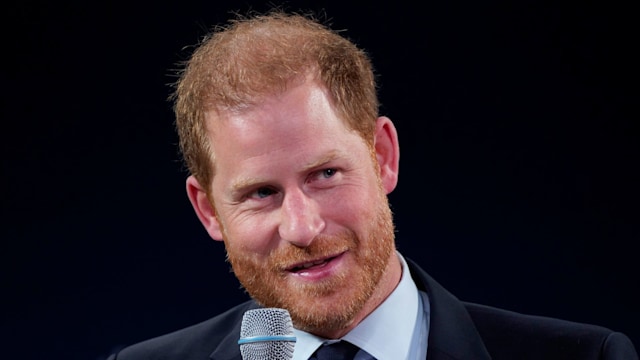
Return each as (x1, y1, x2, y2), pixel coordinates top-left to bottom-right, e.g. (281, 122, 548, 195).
(292, 252, 420, 360)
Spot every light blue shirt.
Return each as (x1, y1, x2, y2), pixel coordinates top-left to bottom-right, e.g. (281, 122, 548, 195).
(292, 252, 430, 360)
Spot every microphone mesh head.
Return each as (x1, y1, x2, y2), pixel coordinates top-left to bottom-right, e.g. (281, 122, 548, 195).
(239, 308, 296, 360)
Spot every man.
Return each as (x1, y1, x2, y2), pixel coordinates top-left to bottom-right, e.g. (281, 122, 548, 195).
(108, 10, 638, 360)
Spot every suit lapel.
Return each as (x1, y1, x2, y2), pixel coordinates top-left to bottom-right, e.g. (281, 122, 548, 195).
(406, 258, 492, 360)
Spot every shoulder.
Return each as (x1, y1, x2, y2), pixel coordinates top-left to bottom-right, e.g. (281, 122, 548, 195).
(109, 300, 257, 360)
(465, 302, 638, 360)
(403, 257, 637, 359)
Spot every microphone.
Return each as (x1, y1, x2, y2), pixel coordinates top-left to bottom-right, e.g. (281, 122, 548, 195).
(238, 308, 297, 360)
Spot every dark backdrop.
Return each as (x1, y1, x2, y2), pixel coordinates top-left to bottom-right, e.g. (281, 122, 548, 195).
(2, 1, 637, 359)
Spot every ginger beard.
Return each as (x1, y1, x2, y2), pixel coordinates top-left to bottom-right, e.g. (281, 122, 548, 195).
(222, 190, 396, 335)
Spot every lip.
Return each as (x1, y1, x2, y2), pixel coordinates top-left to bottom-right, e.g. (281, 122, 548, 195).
(285, 251, 346, 280)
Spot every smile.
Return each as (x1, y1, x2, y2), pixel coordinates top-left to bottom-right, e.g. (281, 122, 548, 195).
(286, 253, 343, 273)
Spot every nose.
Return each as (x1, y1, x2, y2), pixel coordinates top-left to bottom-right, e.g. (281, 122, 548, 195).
(278, 188, 325, 247)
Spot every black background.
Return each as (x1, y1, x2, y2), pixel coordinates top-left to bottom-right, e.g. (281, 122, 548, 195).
(2, 1, 638, 359)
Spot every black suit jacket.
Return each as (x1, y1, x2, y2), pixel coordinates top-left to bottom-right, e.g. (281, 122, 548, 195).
(108, 258, 638, 359)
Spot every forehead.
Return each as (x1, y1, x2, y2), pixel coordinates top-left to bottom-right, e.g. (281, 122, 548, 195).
(203, 80, 369, 181)
(209, 80, 353, 148)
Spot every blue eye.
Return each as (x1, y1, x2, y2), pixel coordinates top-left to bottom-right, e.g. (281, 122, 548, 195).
(322, 168, 337, 178)
(254, 187, 276, 199)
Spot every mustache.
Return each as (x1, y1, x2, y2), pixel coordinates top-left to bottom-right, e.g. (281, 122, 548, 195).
(270, 231, 358, 270)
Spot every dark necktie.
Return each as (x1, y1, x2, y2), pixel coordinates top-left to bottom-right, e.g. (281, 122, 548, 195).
(312, 340, 360, 360)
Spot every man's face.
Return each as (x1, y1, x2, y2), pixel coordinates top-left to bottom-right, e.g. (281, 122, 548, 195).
(202, 79, 400, 338)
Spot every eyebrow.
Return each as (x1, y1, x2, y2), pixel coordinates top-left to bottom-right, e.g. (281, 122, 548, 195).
(300, 150, 341, 172)
(228, 150, 343, 196)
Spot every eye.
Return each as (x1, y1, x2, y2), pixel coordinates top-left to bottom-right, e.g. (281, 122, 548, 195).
(250, 187, 277, 199)
(321, 168, 337, 178)
(310, 168, 339, 184)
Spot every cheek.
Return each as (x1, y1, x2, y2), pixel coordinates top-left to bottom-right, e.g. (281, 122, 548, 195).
(221, 212, 279, 256)
(321, 185, 379, 228)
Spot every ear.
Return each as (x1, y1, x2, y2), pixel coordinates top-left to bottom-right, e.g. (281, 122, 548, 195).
(374, 116, 400, 194)
(185, 175, 224, 241)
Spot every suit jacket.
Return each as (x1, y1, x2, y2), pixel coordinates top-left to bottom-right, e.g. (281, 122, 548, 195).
(108, 258, 638, 360)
